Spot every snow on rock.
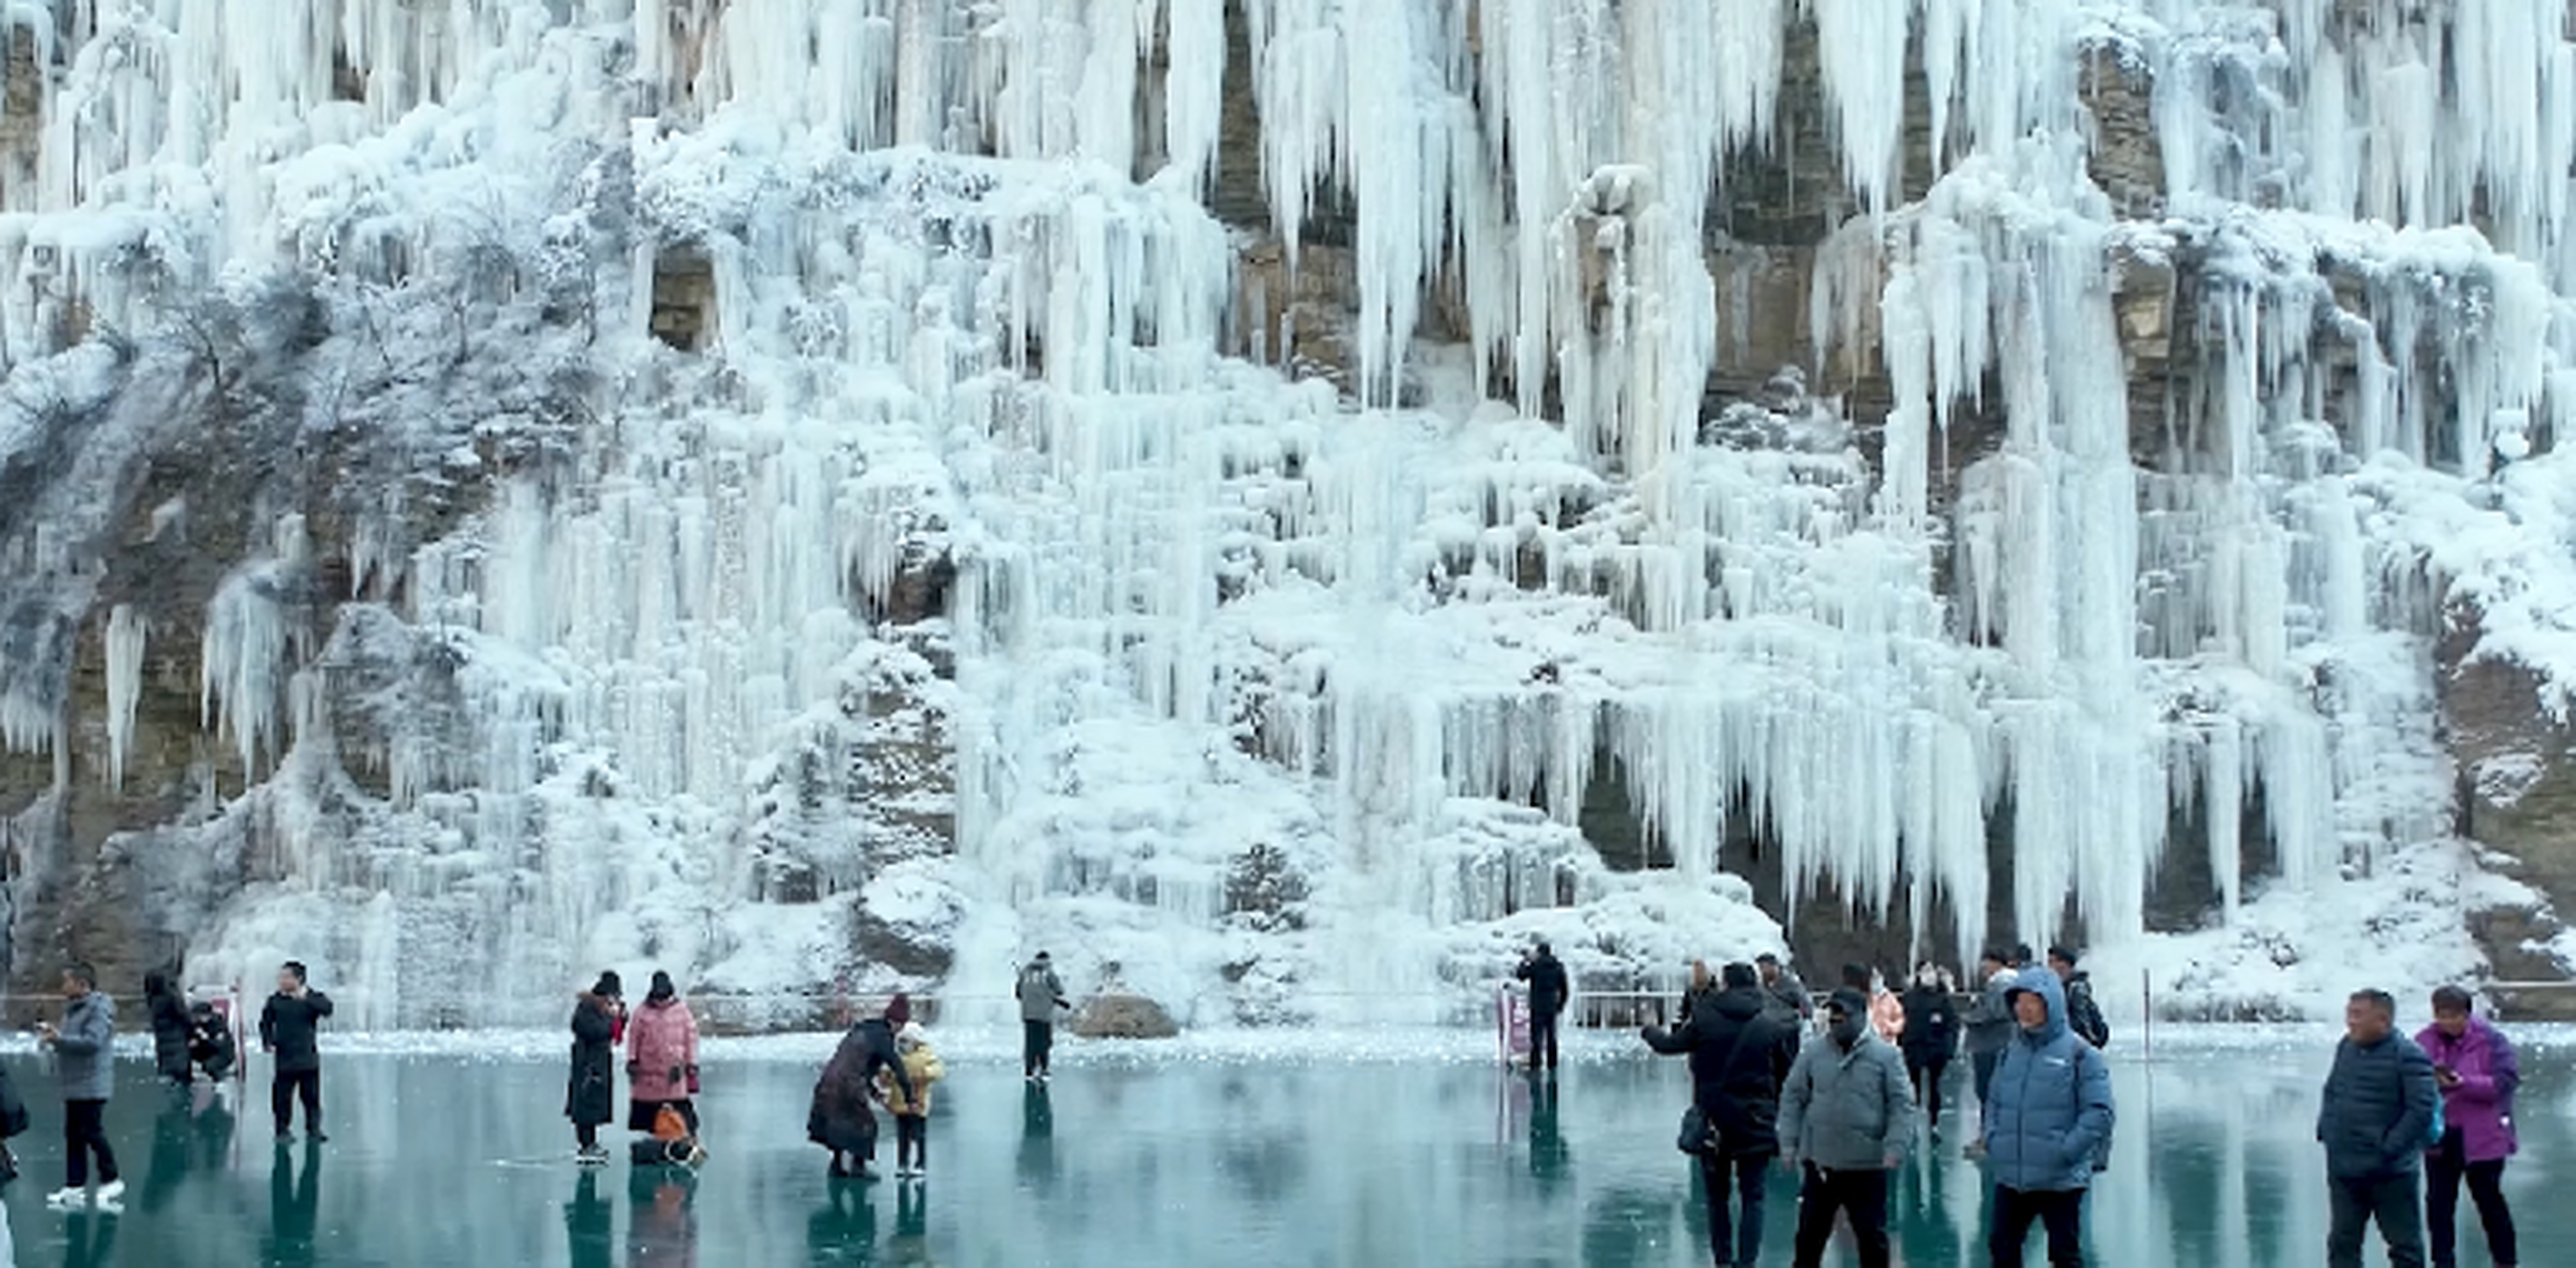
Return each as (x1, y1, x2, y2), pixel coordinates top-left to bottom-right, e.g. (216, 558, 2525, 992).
(2086, 842, 2498, 1023)
(2473, 753, 2549, 810)
(0, 2, 2570, 1023)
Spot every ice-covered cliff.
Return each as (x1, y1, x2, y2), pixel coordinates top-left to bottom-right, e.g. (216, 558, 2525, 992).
(0, 0, 2570, 1026)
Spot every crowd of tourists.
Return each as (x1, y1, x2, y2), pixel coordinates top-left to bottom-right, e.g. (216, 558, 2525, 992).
(0, 942, 2525, 1268)
(1605, 942, 2518, 1268)
(1, 946, 1071, 1211)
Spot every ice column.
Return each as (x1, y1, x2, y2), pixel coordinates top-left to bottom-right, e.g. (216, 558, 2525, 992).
(103, 604, 146, 789)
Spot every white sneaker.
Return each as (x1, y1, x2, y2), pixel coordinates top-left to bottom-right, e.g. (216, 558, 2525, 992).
(94, 1179, 125, 1205)
(45, 1186, 84, 1208)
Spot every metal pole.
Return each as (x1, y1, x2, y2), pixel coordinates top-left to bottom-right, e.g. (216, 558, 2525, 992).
(2140, 968, 2152, 1064)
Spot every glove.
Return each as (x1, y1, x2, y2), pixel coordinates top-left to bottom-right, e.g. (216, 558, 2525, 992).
(625, 1060, 640, 1077)
(686, 1066, 700, 1096)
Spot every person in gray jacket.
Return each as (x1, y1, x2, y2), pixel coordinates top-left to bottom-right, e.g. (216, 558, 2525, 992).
(1756, 953, 1813, 1024)
(37, 962, 123, 1209)
(1778, 988, 1913, 1268)
(2317, 988, 2435, 1268)
(1960, 949, 2015, 1159)
(1017, 953, 1070, 1083)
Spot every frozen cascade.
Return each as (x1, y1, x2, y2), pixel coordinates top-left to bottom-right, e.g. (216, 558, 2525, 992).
(0, 1, 2565, 1024)
(101, 603, 144, 789)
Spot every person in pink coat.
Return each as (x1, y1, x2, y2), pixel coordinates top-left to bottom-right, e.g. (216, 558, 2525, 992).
(2415, 985, 2519, 1268)
(626, 971, 701, 1135)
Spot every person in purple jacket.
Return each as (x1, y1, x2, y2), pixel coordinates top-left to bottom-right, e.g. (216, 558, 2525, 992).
(2415, 986, 2518, 1268)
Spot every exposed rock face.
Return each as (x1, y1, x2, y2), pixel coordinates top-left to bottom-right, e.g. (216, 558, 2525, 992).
(1070, 992, 1181, 1040)
(2440, 612, 2576, 1016)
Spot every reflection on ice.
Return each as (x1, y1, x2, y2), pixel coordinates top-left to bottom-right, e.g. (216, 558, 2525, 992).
(0, 1036, 2567, 1265)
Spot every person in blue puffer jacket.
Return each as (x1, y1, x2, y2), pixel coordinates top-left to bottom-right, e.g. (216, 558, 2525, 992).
(1983, 967, 2114, 1267)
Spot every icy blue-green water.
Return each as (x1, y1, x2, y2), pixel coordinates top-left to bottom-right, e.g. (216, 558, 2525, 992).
(0, 1041, 2563, 1266)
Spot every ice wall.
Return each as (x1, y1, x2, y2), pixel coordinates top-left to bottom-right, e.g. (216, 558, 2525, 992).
(0, 0, 2566, 1024)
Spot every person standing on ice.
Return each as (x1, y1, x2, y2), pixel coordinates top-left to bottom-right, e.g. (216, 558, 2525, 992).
(566, 972, 626, 1165)
(1778, 988, 1912, 1268)
(145, 970, 194, 1089)
(1984, 967, 2114, 1268)
(2318, 988, 2437, 1268)
(1016, 954, 1069, 1083)
(1757, 953, 1813, 1024)
(1641, 961, 1801, 1268)
(1841, 964, 1905, 1044)
(1899, 964, 1961, 1140)
(1516, 941, 1571, 1074)
(808, 1000, 914, 1180)
(881, 1020, 945, 1181)
(2045, 947, 2110, 1049)
(38, 963, 122, 1210)
(625, 971, 700, 1139)
(1676, 960, 1718, 1024)
(2415, 986, 2519, 1268)
(260, 961, 336, 1142)
(1960, 950, 2014, 1159)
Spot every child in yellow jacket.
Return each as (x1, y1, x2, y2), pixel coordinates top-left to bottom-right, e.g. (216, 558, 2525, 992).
(881, 1021, 945, 1180)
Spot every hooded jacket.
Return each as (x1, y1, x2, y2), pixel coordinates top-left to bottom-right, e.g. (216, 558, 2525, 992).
(2414, 1015, 2519, 1163)
(1642, 985, 1801, 1157)
(882, 1034, 946, 1116)
(1983, 969, 2115, 1192)
(626, 996, 700, 1105)
(565, 993, 621, 1128)
(1778, 994, 1913, 1170)
(52, 991, 118, 1102)
(1963, 968, 2017, 1056)
(2317, 1023, 2437, 1180)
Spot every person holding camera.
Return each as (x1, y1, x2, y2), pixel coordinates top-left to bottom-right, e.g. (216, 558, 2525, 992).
(1515, 942, 1571, 1074)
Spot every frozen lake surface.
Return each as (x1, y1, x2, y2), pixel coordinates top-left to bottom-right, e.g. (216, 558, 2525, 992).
(0, 1028, 2564, 1266)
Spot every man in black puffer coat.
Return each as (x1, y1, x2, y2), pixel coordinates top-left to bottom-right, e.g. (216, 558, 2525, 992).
(2317, 988, 2436, 1268)
(1644, 962, 1803, 1268)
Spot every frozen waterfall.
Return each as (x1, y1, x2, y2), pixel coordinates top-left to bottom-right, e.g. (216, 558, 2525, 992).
(0, 0, 2567, 1026)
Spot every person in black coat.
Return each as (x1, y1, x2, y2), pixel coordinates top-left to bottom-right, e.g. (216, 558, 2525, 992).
(1643, 962, 1802, 1268)
(259, 961, 336, 1141)
(1515, 941, 1572, 1074)
(1899, 963, 1962, 1138)
(145, 972, 193, 1088)
(567, 973, 626, 1163)
(807, 1005, 914, 1180)
(187, 1001, 238, 1081)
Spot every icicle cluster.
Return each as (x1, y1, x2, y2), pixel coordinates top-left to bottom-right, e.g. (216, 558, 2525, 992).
(0, 1, 2567, 1020)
